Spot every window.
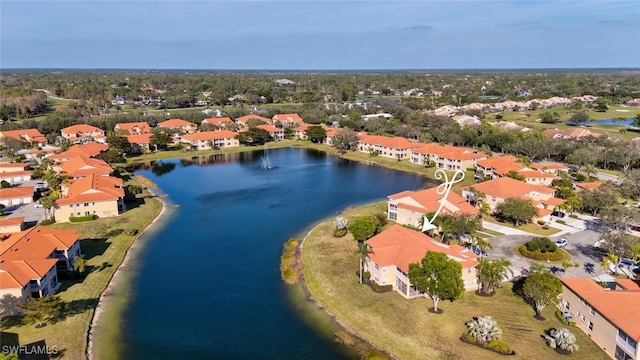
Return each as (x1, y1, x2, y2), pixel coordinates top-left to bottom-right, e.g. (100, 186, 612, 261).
(382, 267, 387, 273)
(491, 196, 496, 201)
(468, 267, 472, 273)
(77, 212, 81, 216)
(69, 205, 74, 208)
(85, 211, 90, 216)
(389, 212, 397, 220)
(590, 307, 595, 316)
(615, 346, 633, 360)
(374, 264, 379, 270)
(84, 203, 89, 207)
(389, 204, 397, 210)
(588, 321, 593, 331)
(564, 301, 570, 310)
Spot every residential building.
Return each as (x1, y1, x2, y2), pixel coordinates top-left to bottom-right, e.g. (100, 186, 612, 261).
(362, 113, 393, 121)
(357, 134, 421, 159)
(462, 177, 563, 221)
(0, 226, 81, 303)
(58, 156, 113, 179)
(574, 182, 602, 191)
(48, 143, 109, 162)
(157, 119, 197, 133)
(180, 131, 239, 150)
(511, 170, 558, 186)
(0, 217, 25, 234)
(111, 96, 126, 105)
(387, 187, 479, 227)
(256, 125, 285, 140)
(627, 98, 640, 107)
(0, 163, 32, 183)
(202, 117, 235, 128)
(272, 113, 304, 127)
(235, 114, 271, 128)
(432, 105, 458, 117)
(0, 129, 47, 146)
(114, 122, 151, 135)
(60, 124, 106, 143)
(295, 123, 314, 139)
(530, 163, 570, 175)
(410, 144, 487, 170)
(0, 187, 34, 207)
(476, 156, 559, 186)
(560, 278, 640, 360)
(543, 128, 602, 139)
(54, 174, 125, 222)
(365, 225, 479, 298)
(126, 133, 153, 153)
(452, 115, 481, 127)
(324, 128, 338, 145)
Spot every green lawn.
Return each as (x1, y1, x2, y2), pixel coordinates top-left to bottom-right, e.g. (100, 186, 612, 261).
(302, 202, 608, 360)
(484, 215, 561, 236)
(0, 180, 162, 360)
(481, 228, 505, 237)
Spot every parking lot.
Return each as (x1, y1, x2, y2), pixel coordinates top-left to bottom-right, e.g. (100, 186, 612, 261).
(3, 179, 48, 226)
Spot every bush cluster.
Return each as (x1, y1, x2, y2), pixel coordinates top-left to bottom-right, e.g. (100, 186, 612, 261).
(40, 218, 56, 226)
(466, 167, 476, 172)
(555, 310, 577, 327)
(568, 214, 578, 219)
(424, 162, 436, 168)
(519, 245, 564, 261)
(525, 237, 558, 253)
(483, 340, 516, 355)
(124, 229, 138, 236)
(556, 220, 566, 225)
(368, 281, 392, 293)
(69, 215, 96, 223)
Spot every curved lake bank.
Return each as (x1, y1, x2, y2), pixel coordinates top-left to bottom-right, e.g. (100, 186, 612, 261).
(119, 148, 427, 359)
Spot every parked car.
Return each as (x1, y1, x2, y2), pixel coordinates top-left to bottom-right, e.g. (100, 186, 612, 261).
(551, 211, 566, 218)
(621, 258, 638, 267)
(34, 202, 43, 208)
(630, 225, 640, 233)
(555, 237, 568, 248)
(35, 182, 48, 190)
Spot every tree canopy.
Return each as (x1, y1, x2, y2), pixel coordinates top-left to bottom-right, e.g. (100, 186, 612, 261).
(408, 251, 464, 313)
(495, 198, 538, 226)
(348, 216, 379, 242)
(522, 272, 562, 317)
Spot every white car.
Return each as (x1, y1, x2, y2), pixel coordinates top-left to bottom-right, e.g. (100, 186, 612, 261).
(34, 202, 44, 208)
(555, 237, 568, 248)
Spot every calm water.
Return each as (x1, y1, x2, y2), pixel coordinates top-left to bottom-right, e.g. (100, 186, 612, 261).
(564, 117, 633, 126)
(123, 148, 428, 359)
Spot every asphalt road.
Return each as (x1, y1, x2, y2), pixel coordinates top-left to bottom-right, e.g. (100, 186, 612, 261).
(486, 230, 606, 279)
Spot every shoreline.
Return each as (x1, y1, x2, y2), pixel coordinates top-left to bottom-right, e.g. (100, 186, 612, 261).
(85, 188, 171, 360)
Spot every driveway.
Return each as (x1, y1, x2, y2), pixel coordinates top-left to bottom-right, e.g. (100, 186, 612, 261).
(486, 230, 607, 279)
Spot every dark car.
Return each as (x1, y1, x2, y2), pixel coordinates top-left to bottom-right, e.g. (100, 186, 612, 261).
(630, 226, 640, 232)
(551, 211, 566, 218)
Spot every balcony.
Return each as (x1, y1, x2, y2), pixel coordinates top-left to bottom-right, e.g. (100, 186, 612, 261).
(616, 334, 637, 355)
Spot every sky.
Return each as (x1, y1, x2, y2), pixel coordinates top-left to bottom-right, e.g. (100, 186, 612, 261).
(1, 0, 639, 69)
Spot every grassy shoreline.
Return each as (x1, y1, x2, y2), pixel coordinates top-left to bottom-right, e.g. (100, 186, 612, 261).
(300, 201, 609, 360)
(0, 177, 163, 360)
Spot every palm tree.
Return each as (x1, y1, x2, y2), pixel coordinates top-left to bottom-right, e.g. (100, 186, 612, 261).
(39, 194, 56, 220)
(529, 263, 549, 273)
(544, 328, 579, 353)
(73, 256, 87, 274)
(582, 165, 598, 181)
(355, 243, 373, 284)
(477, 258, 513, 295)
(466, 316, 502, 342)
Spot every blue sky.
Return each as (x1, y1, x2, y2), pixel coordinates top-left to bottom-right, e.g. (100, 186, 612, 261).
(1, 1, 639, 69)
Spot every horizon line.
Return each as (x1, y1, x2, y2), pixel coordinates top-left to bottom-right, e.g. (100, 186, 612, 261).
(2, 67, 640, 72)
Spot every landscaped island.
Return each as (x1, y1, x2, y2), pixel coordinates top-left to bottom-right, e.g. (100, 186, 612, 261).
(299, 201, 609, 359)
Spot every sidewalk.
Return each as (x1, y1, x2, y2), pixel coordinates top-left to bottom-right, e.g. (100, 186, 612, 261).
(482, 221, 536, 236)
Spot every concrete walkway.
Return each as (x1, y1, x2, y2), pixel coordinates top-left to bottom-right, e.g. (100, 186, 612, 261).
(482, 221, 536, 236)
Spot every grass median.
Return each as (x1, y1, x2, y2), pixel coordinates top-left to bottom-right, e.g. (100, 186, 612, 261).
(302, 201, 608, 360)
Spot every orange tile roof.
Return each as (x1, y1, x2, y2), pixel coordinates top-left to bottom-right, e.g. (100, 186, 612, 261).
(158, 119, 196, 128)
(257, 125, 283, 133)
(366, 225, 478, 273)
(561, 278, 640, 341)
(49, 143, 109, 160)
(61, 124, 103, 135)
(537, 208, 552, 218)
(0, 217, 25, 227)
(467, 177, 556, 200)
(181, 131, 237, 141)
(477, 156, 521, 170)
(358, 134, 421, 150)
(517, 170, 558, 179)
(273, 113, 304, 124)
(388, 187, 479, 216)
(531, 163, 570, 171)
(56, 174, 124, 205)
(126, 133, 152, 145)
(114, 122, 151, 135)
(60, 156, 112, 178)
(0, 129, 47, 143)
(0, 187, 34, 199)
(325, 128, 339, 137)
(296, 123, 313, 132)
(0, 163, 28, 170)
(574, 182, 602, 190)
(616, 279, 640, 291)
(412, 144, 487, 161)
(202, 117, 233, 125)
(235, 115, 271, 123)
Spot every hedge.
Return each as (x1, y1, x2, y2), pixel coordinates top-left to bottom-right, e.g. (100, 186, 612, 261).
(69, 215, 96, 223)
(519, 245, 564, 261)
(568, 214, 578, 219)
(466, 167, 476, 172)
(555, 310, 577, 327)
(40, 218, 56, 226)
(460, 334, 516, 356)
(556, 220, 566, 225)
(367, 280, 393, 293)
(425, 162, 436, 168)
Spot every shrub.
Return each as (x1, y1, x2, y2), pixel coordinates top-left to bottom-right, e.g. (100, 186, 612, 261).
(519, 245, 564, 261)
(363, 271, 371, 280)
(69, 215, 96, 223)
(466, 316, 502, 342)
(555, 310, 577, 327)
(368, 282, 392, 293)
(525, 237, 558, 253)
(537, 220, 546, 225)
(556, 220, 566, 225)
(334, 228, 347, 237)
(571, 172, 586, 181)
(124, 229, 139, 236)
(569, 214, 578, 219)
(466, 167, 476, 172)
(425, 161, 436, 168)
(544, 328, 579, 353)
(483, 339, 515, 355)
(40, 218, 56, 226)
(0, 181, 9, 188)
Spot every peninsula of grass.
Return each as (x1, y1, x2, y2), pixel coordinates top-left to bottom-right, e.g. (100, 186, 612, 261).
(301, 201, 608, 360)
(0, 180, 163, 360)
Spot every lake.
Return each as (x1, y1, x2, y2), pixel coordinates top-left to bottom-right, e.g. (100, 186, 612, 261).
(121, 148, 428, 359)
(564, 117, 634, 126)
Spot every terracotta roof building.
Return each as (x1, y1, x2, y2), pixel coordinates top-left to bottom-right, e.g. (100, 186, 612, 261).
(256, 125, 285, 140)
(0, 187, 34, 207)
(0, 163, 32, 183)
(126, 133, 153, 153)
(60, 124, 105, 143)
(202, 117, 234, 128)
(410, 144, 487, 170)
(476, 156, 558, 186)
(272, 113, 304, 126)
(54, 174, 125, 223)
(357, 134, 421, 159)
(0, 217, 25, 234)
(180, 131, 239, 150)
(387, 187, 479, 227)
(157, 119, 197, 133)
(574, 182, 602, 191)
(235, 114, 271, 127)
(0, 129, 47, 145)
(114, 122, 151, 135)
(365, 225, 479, 298)
(48, 143, 109, 162)
(0, 226, 81, 306)
(543, 128, 602, 139)
(58, 156, 113, 178)
(560, 278, 640, 360)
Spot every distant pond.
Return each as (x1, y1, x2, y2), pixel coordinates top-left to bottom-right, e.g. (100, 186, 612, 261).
(120, 148, 429, 359)
(564, 117, 634, 126)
